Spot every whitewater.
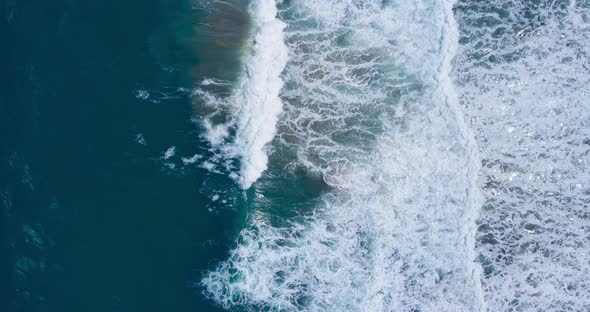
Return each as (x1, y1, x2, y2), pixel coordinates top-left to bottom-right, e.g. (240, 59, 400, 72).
(454, 0, 590, 310)
(195, 0, 590, 311)
(195, 0, 289, 189)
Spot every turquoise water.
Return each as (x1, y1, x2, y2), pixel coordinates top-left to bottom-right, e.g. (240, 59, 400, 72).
(2, 0, 590, 311)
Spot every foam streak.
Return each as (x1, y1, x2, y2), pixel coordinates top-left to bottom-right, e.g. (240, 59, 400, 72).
(200, 0, 289, 189)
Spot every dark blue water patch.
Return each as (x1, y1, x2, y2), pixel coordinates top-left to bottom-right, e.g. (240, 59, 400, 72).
(0, 0, 246, 311)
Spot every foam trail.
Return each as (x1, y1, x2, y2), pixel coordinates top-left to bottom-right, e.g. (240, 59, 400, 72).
(438, 0, 486, 308)
(198, 0, 288, 189)
(203, 0, 486, 310)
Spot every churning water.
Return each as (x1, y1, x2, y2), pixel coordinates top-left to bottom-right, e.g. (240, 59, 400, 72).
(191, 0, 590, 311)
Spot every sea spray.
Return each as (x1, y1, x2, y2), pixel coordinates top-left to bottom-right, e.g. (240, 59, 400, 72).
(198, 0, 288, 189)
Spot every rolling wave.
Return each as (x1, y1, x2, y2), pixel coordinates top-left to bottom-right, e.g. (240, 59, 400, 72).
(196, 0, 289, 189)
(198, 0, 589, 311)
(202, 0, 484, 310)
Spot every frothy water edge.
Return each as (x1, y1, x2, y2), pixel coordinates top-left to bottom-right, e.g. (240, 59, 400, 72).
(200, 0, 488, 310)
(197, 0, 289, 189)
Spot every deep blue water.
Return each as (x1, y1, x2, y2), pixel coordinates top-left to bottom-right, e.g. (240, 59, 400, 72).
(0, 1, 242, 311)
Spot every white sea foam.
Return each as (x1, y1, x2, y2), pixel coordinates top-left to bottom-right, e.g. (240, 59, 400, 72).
(454, 0, 590, 310)
(163, 146, 176, 160)
(135, 89, 150, 100)
(196, 0, 289, 189)
(181, 153, 202, 164)
(203, 0, 485, 310)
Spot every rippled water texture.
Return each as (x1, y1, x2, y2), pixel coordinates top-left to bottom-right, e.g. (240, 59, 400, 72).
(454, 0, 590, 310)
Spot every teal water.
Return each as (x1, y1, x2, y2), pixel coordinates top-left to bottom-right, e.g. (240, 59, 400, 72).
(0, 1, 246, 311)
(3, 0, 590, 311)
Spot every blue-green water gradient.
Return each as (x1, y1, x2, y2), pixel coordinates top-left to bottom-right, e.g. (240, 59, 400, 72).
(0, 1, 245, 311)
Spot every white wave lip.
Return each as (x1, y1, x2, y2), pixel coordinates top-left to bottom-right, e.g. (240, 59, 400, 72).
(233, 0, 288, 188)
(200, 0, 289, 189)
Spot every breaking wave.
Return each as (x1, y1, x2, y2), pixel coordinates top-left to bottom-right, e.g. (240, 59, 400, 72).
(196, 0, 289, 189)
(202, 0, 485, 311)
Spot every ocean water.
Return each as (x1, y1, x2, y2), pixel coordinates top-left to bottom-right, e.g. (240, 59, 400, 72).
(0, 0, 242, 311)
(454, 1, 590, 310)
(2, 0, 589, 312)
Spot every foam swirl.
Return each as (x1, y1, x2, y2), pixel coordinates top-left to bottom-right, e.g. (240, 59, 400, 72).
(202, 0, 485, 310)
